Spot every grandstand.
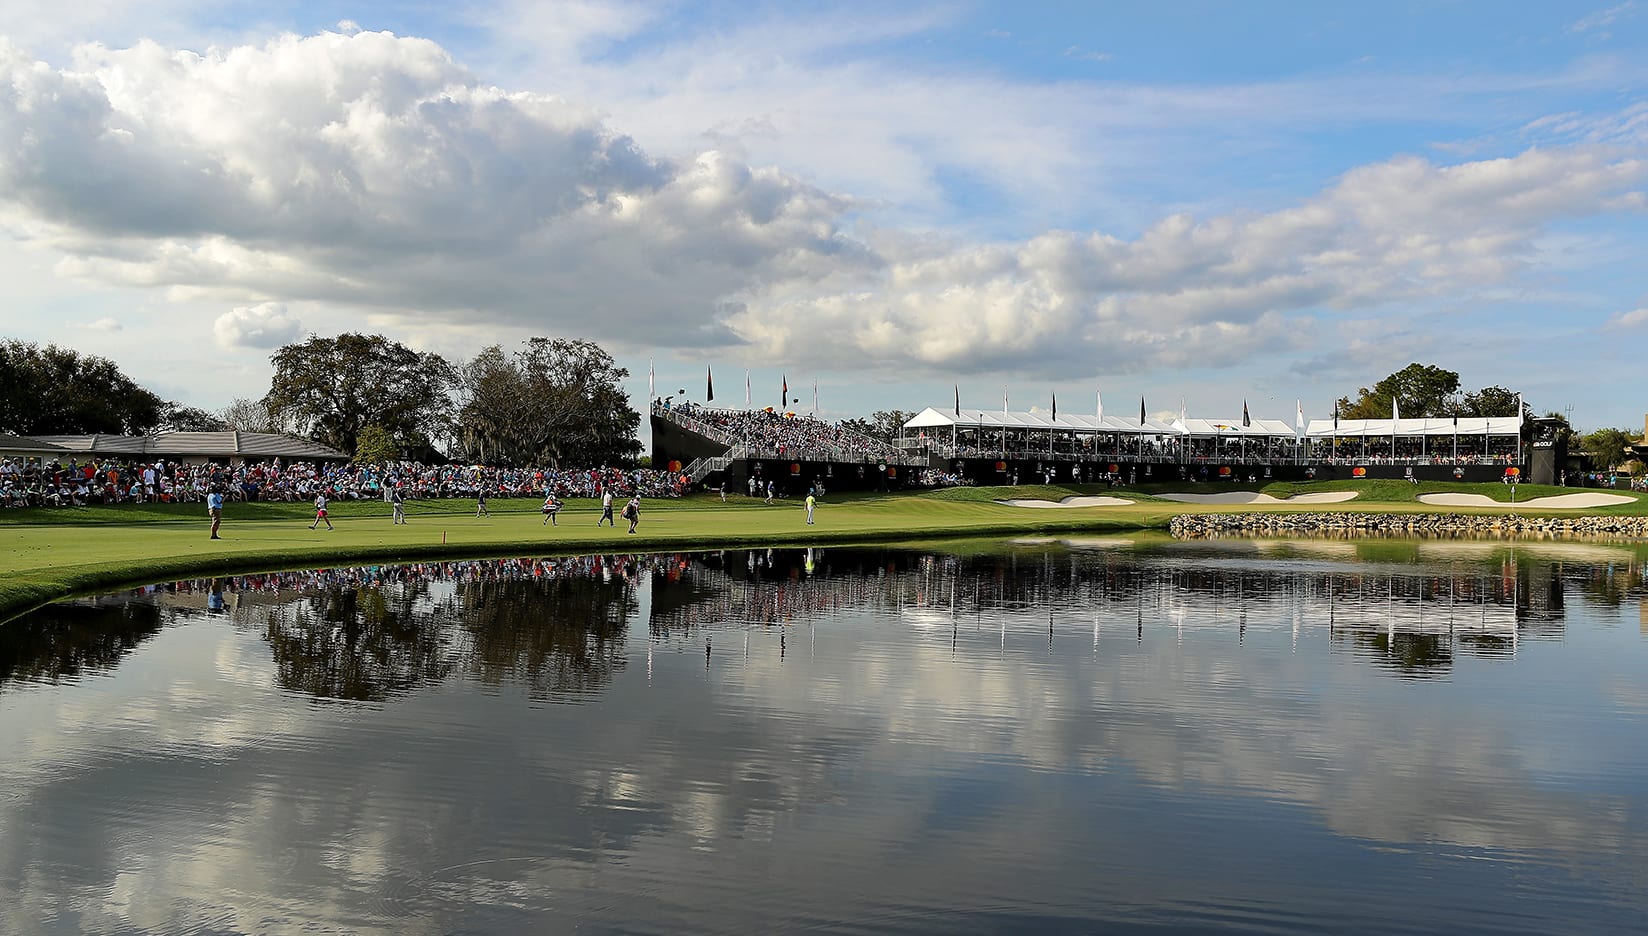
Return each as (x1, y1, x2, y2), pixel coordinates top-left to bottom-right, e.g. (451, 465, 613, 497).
(657, 400, 1544, 489)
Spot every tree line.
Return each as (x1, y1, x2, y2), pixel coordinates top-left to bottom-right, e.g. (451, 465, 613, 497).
(2, 344, 1641, 471)
(0, 334, 642, 467)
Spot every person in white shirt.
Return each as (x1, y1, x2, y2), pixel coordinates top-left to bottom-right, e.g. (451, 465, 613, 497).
(309, 493, 334, 530)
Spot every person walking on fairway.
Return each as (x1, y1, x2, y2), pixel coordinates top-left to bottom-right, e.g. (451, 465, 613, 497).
(764, 480, 774, 504)
(310, 493, 333, 530)
(207, 488, 224, 539)
(390, 486, 406, 524)
(541, 492, 561, 525)
(624, 495, 641, 534)
(805, 492, 816, 525)
(476, 488, 491, 518)
(598, 487, 615, 526)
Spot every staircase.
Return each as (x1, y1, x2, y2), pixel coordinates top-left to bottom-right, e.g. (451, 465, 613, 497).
(683, 449, 739, 482)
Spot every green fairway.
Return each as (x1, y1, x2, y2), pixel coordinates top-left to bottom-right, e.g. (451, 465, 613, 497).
(2, 481, 1644, 623)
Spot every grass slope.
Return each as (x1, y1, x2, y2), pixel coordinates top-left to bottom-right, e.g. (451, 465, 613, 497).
(2, 482, 1643, 623)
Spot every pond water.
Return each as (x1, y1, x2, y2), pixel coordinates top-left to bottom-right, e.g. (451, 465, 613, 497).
(2, 539, 1647, 934)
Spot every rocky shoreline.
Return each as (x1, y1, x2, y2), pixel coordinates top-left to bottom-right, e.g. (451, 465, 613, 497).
(1170, 512, 1648, 539)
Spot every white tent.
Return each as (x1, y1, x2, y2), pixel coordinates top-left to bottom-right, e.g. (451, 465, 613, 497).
(1303, 417, 1519, 438)
(905, 407, 1180, 436)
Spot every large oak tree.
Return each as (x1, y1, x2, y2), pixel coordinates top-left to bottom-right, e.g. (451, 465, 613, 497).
(263, 333, 456, 456)
(454, 338, 640, 466)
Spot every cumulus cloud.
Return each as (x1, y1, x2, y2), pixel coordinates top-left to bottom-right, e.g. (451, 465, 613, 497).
(79, 316, 123, 331)
(0, 31, 1644, 380)
(213, 302, 302, 348)
(725, 147, 1648, 375)
(1609, 307, 1648, 328)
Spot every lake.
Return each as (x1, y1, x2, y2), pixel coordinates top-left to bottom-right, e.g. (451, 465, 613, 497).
(2, 538, 1646, 934)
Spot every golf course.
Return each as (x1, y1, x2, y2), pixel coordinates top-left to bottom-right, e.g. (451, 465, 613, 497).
(2, 478, 1645, 624)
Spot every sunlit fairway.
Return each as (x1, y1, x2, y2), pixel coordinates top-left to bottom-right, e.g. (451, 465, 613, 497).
(2, 481, 1643, 622)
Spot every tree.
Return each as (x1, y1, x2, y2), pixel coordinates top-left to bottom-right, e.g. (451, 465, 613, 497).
(0, 340, 164, 435)
(354, 424, 400, 464)
(1581, 428, 1635, 469)
(841, 409, 913, 445)
(1458, 385, 1523, 418)
(452, 338, 640, 466)
(220, 397, 289, 434)
(157, 402, 228, 432)
(262, 334, 456, 456)
(1336, 363, 1460, 419)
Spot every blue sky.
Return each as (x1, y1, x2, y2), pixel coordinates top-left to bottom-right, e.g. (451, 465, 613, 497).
(0, 0, 1645, 439)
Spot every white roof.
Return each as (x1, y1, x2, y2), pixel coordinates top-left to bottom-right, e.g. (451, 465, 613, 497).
(1304, 417, 1520, 438)
(1175, 418, 1300, 437)
(907, 406, 1226, 435)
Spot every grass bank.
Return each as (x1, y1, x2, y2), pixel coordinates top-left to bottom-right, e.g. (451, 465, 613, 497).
(2, 481, 1644, 623)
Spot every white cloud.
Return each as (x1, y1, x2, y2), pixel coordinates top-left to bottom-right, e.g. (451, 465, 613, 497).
(725, 147, 1648, 376)
(213, 301, 301, 348)
(79, 316, 123, 331)
(1569, 2, 1637, 33)
(1609, 307, 1648, 328)
(0, 30, 1645, 383)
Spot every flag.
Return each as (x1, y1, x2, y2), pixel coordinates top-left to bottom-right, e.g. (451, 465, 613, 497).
(781, 375, 788, 408)
(1003, 385, 1009, 417)
(812, 378, 818, 414)
(744, 370, 751, 409)
(954, 385, 961, 417)
(1051, 392, 1057, 422)
(1180, 397, 1186, 424)
(1096, 390, 1103, 421)
(1332, 400, 1339, 430)
(1139, 395, 1146, 426)
(1296, 399, 1304, 433)
(1516, 391, 1523, 420)
(648, 358, 654, 401)
(706, 365, 715, 402)
(1242, 400, 1250, 428)
(1392, 397, 1400, 421)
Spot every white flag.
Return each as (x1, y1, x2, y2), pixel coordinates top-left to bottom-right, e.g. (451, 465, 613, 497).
(812, 378, 818, 414)
(744, 370, 751, 410)
(1003, 385, 1009, 416)
(1296, 399, 1304, 433)
(648, 358, 654, 401)
(1096, 390, 1103, 420)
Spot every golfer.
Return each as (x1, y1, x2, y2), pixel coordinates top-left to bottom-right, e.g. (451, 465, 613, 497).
(207, 488, 224, 539)
(624, 495, 641, 534)
(310, 493, 333, 530)
(805, 492, 816, 525)
(542, 492, 561, 525)
(390, 486, 406, 524)
(598, 488, 615, 527)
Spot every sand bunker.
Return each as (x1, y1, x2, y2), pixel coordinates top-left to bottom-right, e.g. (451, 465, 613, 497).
(1154, 491, 1359, 505)
(994, 496, 1135, 508)
(1417, 492, 1637, 509)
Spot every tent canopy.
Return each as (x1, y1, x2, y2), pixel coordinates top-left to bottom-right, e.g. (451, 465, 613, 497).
(1303, 417, 1519, 438)
(905, 407, 1180, 435)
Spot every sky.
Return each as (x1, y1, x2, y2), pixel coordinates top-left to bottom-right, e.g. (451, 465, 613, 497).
(1, 0, 1645, 442)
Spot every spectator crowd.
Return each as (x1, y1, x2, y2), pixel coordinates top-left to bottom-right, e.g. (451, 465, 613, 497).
(655, 401, 906, 462)
(0, 455, 691, 509)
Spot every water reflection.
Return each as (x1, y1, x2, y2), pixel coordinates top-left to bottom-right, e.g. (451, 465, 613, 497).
(2, 542, 1647, 933)
(3, 544, 1646, 697)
